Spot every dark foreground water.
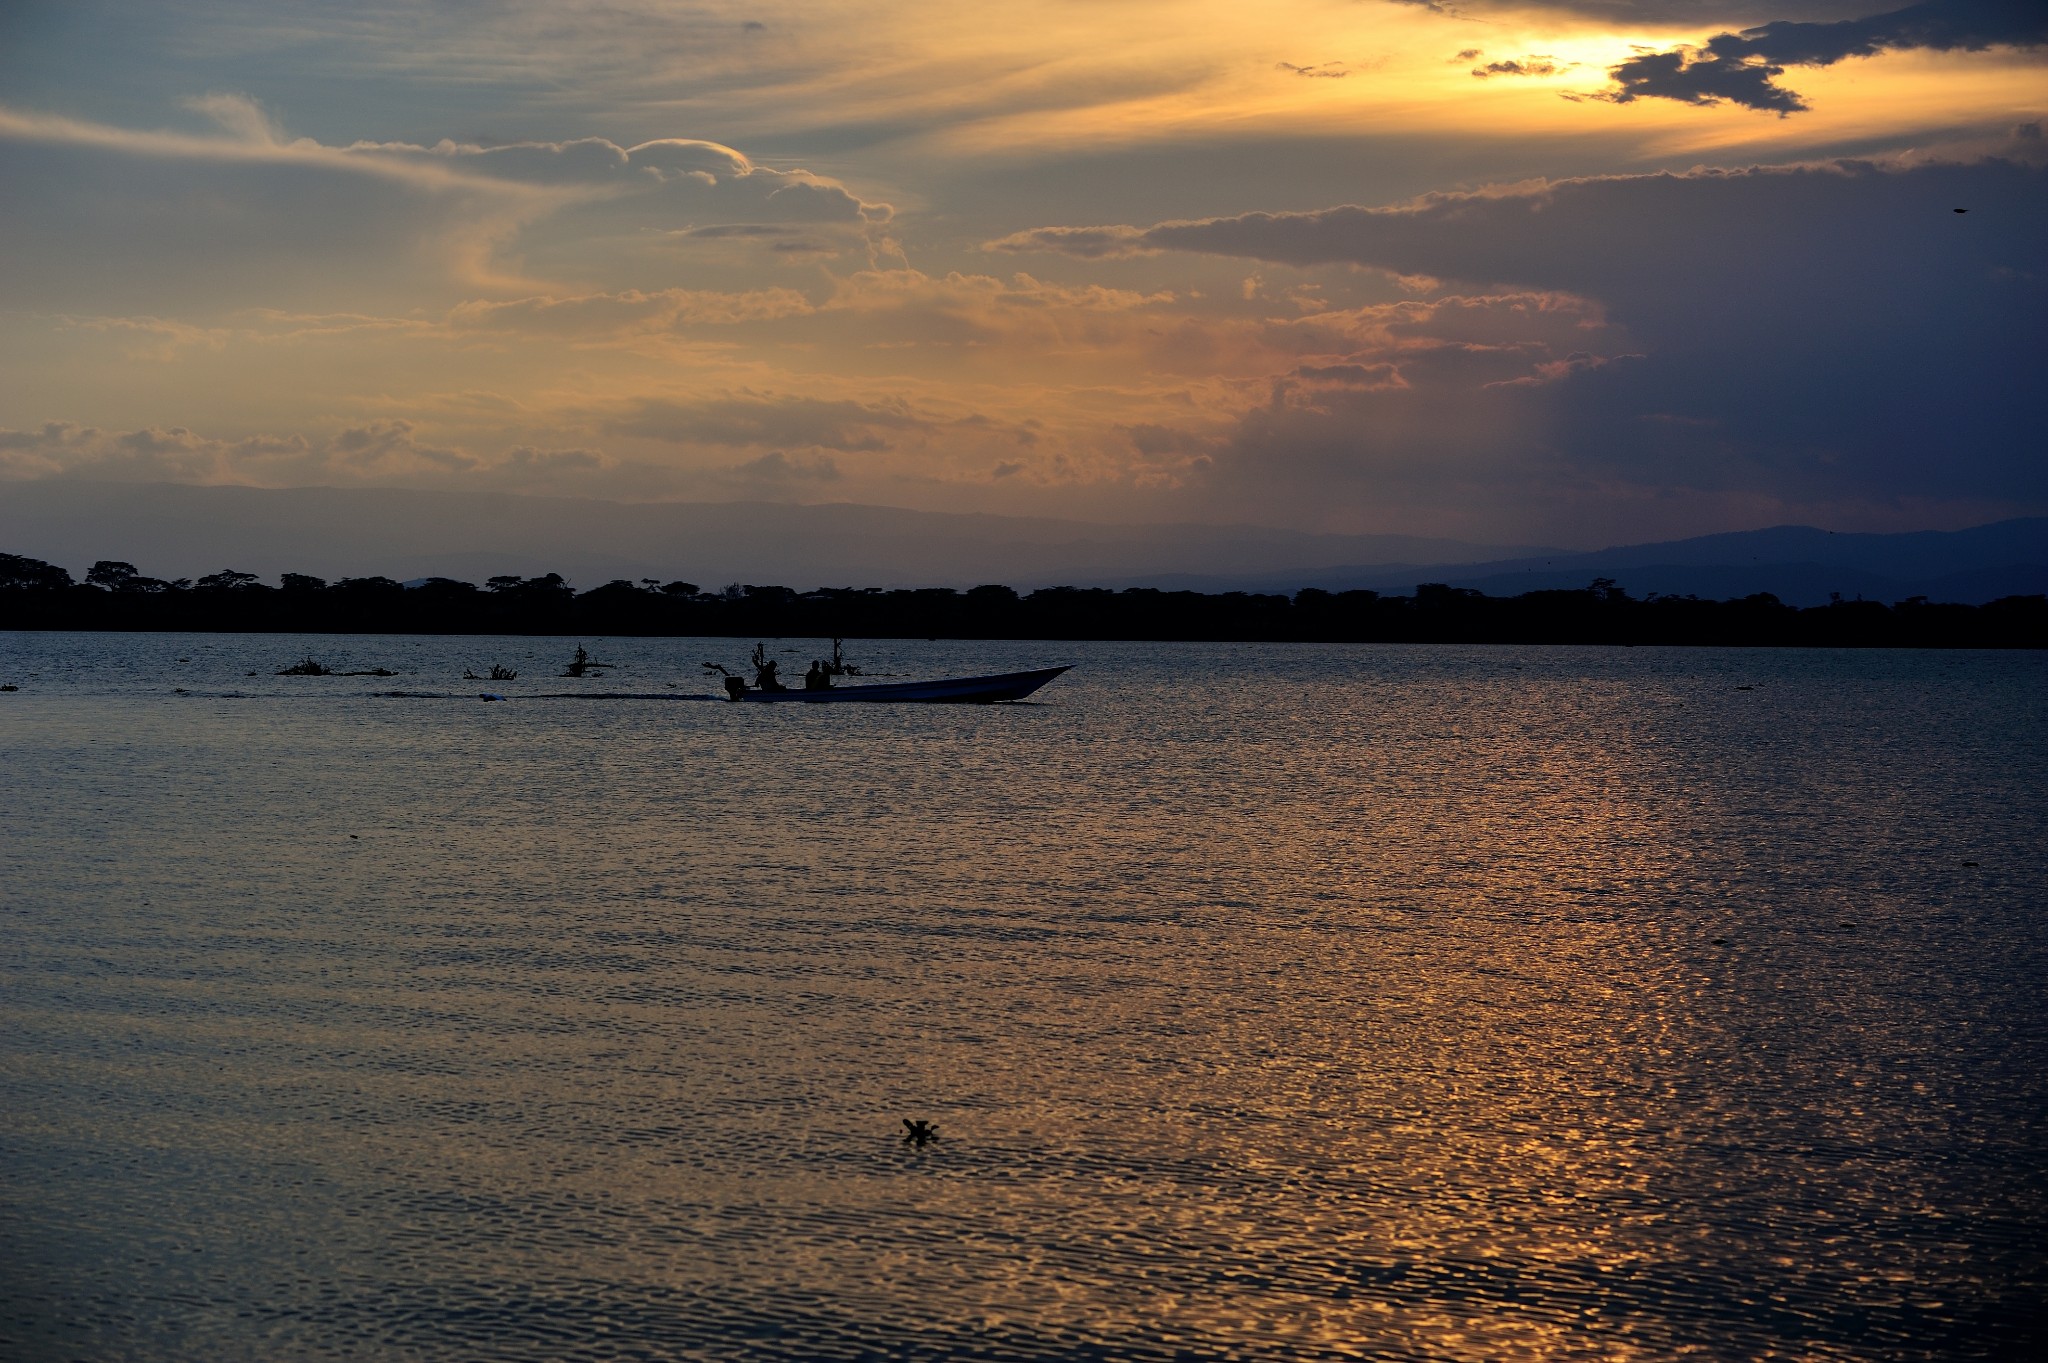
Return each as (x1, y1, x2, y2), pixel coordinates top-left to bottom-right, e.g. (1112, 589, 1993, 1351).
(3, 633, 2045, 1361)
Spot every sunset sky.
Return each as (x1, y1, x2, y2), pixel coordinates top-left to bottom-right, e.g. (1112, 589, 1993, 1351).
(2, 0, 2042, 547)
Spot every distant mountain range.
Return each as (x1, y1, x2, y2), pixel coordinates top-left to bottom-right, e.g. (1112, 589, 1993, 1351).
(1, 480, 2042, 606)
(1123, 520, 2048, 606)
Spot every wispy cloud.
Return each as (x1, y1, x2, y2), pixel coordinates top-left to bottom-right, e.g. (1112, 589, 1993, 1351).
(0, 102, 894, 308)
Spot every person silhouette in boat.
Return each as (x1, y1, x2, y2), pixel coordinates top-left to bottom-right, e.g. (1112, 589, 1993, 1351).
(749, 642, 786, 692)
(804, 659, 831, 691)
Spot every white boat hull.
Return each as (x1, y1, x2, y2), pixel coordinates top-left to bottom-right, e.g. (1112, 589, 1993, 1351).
(731, 665, 1070, 703)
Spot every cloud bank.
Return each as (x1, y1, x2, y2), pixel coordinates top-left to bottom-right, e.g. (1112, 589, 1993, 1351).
(992, 153, 2047, 535)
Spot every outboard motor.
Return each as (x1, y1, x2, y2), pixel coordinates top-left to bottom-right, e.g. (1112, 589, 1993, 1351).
(723, 675, 748, 701)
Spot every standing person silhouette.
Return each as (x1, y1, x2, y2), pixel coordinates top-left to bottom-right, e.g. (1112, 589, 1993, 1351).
(750, 642, 786, 691)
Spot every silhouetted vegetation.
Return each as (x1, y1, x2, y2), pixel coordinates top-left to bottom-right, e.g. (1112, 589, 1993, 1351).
(1, 551, 2042, 648)
(276, 655, 397, 676)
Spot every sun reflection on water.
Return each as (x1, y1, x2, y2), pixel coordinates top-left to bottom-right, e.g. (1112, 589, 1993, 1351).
(2, 635, 2043, 1359)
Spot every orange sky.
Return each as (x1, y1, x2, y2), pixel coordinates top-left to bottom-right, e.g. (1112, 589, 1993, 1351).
(1, 0, 2042, 544)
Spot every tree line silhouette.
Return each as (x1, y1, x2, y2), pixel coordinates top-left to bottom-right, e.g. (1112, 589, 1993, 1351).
(3, 554, 2043, 648)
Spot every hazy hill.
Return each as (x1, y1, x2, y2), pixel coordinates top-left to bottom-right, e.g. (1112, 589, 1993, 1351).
(1121, 520, 2048, 606)
(0, 481, 1544, 588)
(1, 480, 2040, 605)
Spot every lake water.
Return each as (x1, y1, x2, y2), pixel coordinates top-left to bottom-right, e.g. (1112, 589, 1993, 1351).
(3, 632, 2045, 1361)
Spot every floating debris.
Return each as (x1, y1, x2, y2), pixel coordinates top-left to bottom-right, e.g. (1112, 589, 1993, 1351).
(279, 657, 395, 677)
(902, 1118, 940, 1148)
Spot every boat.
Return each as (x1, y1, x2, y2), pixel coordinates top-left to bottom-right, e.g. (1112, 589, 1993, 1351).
(724, 665, 1070, 704)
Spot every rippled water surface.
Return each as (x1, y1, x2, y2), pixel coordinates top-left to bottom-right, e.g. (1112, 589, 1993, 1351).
(4, 632, 2045, 1360)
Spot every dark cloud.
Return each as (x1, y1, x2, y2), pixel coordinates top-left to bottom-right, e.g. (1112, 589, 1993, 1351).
(1124, 423, 1218, 457)
(501, 445, 608, 473)
(1603, 47, 1806, 113)
(1291, 362, 1406, 388)
(729, 451, 841, 482)
(1472, 59, 1563, 77)
(1604, 0, 2048, 114)
(679, 222, 843, 254)
(0, 417, 508, 484)
(984, 224, 1153, 258)
(999, 156, 2048, 531)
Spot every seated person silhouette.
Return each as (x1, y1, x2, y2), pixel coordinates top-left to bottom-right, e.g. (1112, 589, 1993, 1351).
(804, 659, 830, 690)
